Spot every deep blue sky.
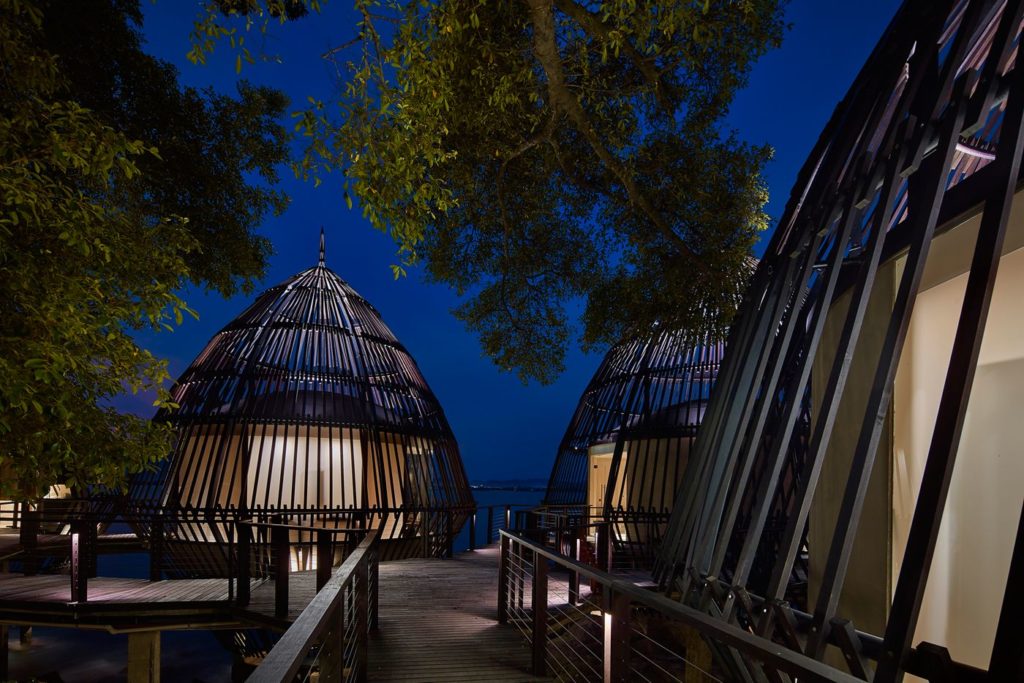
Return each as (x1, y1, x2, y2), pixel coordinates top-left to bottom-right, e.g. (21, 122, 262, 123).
(127, 0, 902, 482)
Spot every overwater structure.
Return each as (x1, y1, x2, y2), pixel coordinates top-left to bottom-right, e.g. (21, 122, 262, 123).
(132, 232, 474, 568)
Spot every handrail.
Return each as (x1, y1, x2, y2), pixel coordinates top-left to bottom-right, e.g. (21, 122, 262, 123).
(249, 529, 379, 683)
(499, 529, 863, 683)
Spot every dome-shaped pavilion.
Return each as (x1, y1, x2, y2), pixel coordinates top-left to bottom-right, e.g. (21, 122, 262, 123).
(544, 275, 811, 576)
(133, 231, 473, 564)
(544, 324, 720, 512)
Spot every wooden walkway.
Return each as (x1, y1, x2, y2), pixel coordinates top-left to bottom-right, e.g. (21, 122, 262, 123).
(0, 572, 231, 605)
(0, 541, 553, 680)
(369, 546, 550, 682)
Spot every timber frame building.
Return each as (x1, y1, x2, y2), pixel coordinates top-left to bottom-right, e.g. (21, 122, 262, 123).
(654, 0, 1024, 680)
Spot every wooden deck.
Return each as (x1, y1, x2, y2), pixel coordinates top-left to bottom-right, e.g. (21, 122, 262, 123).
(0, 572, 231, 605)
(0, 571, 260, 630)
(0, 540, 553, 680)
(369, 546, 550, 682)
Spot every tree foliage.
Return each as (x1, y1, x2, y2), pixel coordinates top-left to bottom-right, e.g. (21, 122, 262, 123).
(0, 0, 290, 498)
(203, 0, 785, 384)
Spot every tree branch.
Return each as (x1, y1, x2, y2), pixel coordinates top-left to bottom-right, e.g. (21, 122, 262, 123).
(496, 108, 559, 263)
(524, 0, 698, 264)
(553, 0, 674, 114)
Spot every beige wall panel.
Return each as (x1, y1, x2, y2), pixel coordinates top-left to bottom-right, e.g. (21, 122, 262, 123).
(809, 259, 896, 641)
(894, 245, 1024, 668)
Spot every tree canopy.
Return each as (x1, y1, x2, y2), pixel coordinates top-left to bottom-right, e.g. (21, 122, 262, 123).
(0, 0, 290, 498)
(198, 0, 785, 383)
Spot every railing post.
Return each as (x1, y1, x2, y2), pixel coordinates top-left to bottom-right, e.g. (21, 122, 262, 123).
(19, 507, 37, 576)
(149, 513, 164, 582)
(531, 549, 548, 676)
(597, 523, 611, 572)
(316, 530, 331, 591)
(569, 536, 580, 606)
(510, 536, 520, 611)
(504, 504, 511, 530)
(237, 520, 250, 608)
(355, 558, 369, 683)
(603, 591, 631, 683)
(487, 507, 495, 544)
(272, 521, 289, 619)
(369, 544, 380, 632)
(497, 533, 510, 624)
(469, 510, 477, 551)
(70, 520, 87, 603)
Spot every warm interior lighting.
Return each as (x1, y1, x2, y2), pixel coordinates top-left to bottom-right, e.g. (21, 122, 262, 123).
(290, 547, 318, 573)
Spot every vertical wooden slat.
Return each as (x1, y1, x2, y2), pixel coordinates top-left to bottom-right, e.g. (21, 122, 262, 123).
(316, 529, 331, 591)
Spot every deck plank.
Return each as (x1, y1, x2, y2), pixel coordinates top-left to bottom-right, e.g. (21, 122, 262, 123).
(0, 574, 230, 606)
(368, 546, 550, 682)
(0, 543, 552, 681)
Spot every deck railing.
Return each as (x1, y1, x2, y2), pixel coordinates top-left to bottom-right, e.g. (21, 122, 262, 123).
(463, 503, 538, 550)
(498, 529, 860, 683)
(248, 529, 379, 683)
(0, 506, 377, 614)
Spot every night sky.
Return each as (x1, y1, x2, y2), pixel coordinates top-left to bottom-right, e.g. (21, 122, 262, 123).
(124, 0, 903, 482)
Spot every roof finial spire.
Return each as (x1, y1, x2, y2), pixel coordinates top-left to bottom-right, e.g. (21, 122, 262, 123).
(318, 227, 326, 266)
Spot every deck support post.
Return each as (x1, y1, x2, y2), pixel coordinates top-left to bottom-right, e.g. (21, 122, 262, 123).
(603, 591, 631, 683)
(487, 507, 494, 544)
(127, 631, 160, 683)
(316, 530, 331, 591)
(531, 550, 548, 676)
(272, 521, 289, 619)
(469, 511, 476, 551)
(236, 521, 250, 607)
(497, 533, 510, 623)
